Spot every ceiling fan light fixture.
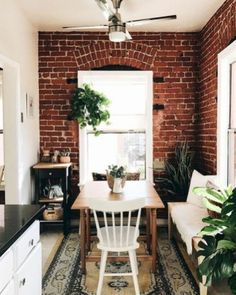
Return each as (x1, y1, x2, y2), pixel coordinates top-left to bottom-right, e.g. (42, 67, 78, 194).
(109, 23, 126, 42)
(64, 1, 177, 42)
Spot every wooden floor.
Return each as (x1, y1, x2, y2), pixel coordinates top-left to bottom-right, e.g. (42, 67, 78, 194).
(40, 225, 63, 276)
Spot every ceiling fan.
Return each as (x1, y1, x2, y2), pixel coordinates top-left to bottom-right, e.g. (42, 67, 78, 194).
(63, 0, 177, 42)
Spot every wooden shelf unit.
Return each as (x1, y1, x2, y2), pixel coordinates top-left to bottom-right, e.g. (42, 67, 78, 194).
(38, 197, 63, 203)
(32, 162, 72, 234)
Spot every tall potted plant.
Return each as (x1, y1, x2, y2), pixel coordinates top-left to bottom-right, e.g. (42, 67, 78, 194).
(68, 83, 110, 135)
(157, 141, 194, 200)
(193, 185, 236, 294)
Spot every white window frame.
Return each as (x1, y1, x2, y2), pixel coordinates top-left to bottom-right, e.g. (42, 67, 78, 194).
(78, 70, 153, 185)
(217, 40, 236, 187)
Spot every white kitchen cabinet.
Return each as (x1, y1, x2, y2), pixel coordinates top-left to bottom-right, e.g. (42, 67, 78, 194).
(0, 281, 14, 295)
(0, 221, 41, 295)
(0, 249, 14, 293)
(15, 243, 41, 295)
(13, 220, 40, 270)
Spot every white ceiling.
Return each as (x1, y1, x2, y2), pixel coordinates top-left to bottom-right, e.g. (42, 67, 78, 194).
(18, 0, 226, 32)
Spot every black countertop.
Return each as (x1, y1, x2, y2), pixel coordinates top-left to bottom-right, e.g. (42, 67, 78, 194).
(0, 205, 44, 256)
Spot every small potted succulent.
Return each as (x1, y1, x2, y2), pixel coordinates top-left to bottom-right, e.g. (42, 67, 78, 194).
(59, 148, 71, 163)
(106, 165, 126, 193)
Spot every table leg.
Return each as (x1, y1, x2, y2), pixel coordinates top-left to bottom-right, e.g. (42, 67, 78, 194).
(151, 208, 157, 272)
(86, 209, 91, 252)
(80, 209, 86, 274)
(146, 208, 151, 253)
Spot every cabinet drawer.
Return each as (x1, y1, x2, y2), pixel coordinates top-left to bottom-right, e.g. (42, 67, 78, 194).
(15, 243, 42, 295)
(38, 168, 66, 179)
(0, 249, 14, 293)
(14, 221, 39, 270)
(0, 280, 14, 295)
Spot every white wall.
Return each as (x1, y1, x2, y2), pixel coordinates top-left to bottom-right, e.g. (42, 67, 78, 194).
(0, 0, 39, 204)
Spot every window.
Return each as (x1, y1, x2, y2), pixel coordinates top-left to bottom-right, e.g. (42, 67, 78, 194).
(217, 40, 236, 187)
(78, 71, 153, 184)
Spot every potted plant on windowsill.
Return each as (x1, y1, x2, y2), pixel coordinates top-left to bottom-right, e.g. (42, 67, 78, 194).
(67, 83, 110, 135)
(106, 165, 127, 193)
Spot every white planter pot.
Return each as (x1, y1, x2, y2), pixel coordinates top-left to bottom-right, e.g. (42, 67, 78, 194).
(113, 178, 123, 193)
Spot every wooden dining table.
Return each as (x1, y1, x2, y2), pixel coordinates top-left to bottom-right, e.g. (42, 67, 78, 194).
(71, 180, 164, 274)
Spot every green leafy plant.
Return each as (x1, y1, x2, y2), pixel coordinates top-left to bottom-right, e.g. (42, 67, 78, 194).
(158, 141, 194, 199)
(107, 165, 126, 178)
(193, 185, 231, 217)
(193, 186, 236, 294)
(68, 83, 110, 135)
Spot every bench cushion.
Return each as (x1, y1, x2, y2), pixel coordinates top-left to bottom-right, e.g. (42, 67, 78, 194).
(171, 203, 208, 254)
(187, 170, 217, 208)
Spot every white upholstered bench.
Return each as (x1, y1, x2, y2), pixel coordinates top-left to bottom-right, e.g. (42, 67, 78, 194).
(168, 170, 218, 295)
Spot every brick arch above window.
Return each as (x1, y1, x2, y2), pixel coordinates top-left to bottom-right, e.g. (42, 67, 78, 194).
(73, 41, 157, 71)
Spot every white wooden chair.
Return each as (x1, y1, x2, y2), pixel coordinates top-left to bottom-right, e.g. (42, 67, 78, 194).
(87, 197, 145, 295)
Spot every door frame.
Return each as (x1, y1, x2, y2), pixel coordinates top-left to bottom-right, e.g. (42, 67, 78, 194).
(0, 53, 21, 204)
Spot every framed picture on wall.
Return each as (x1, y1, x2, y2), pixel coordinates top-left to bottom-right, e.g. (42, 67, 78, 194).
(26, 93, 34, 118)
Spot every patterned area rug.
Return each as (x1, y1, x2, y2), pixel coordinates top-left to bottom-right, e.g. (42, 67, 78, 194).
(42, 228, 199, 295)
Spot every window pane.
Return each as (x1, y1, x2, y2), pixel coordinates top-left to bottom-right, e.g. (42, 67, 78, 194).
(87, 132, 146, 180)
(93, 82, 146, 115)
(228, 130, 236, 186)
(81, 75, 147, 131)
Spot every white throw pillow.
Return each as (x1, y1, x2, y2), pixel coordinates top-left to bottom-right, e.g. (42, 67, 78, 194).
(187, 170, 217, 208)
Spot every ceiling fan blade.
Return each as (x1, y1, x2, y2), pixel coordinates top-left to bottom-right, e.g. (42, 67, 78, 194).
(63, 25, 108, 30)
(94, 0, 115, 21)
(126, 15, 177, 26)
(125, 29, 132, 40)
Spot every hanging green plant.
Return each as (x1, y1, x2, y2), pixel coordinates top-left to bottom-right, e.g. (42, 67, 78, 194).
(68, 83, 110, 135)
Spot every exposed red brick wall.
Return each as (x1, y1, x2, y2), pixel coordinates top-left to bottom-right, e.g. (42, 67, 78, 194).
(39, 32, 200, 167)
(197, 0, 236, 174)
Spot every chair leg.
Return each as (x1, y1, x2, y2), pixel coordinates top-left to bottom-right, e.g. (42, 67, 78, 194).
(130, 249, 138, 275)
(129, 250, 140, 295)
(96, 250, 108, 295)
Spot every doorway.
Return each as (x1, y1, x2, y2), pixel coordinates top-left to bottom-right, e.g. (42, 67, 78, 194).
(0, 54, 21, 204)
(0, 69, 4, 203)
